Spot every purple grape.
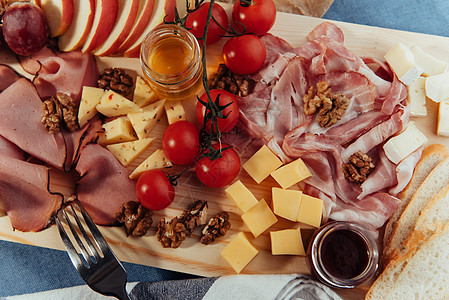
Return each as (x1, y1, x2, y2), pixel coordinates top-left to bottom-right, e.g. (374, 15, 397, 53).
(2, 2, 48, 56)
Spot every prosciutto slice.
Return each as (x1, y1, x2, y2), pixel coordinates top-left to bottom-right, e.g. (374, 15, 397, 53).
(0, 64, 21, 91)
(0, 155, 62, 231)
(0, 78, 66, 168)
(76, 144, 137, 225)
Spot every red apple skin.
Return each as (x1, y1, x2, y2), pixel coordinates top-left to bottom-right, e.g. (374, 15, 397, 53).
(35, 0, 74, 37)
(58, 0, 95, 51)
(93, 0, 140, 56)
(115, 0, 155, 54)
(81, 0, 119, 53)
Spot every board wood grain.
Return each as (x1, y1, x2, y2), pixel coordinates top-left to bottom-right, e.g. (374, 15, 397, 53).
(1, 3, 449, 299)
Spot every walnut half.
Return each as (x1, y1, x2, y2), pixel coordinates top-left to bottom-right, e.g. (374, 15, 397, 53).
(116, 201, 153, 237)
(200, 211, 231, 245)
(178, 200, 208, 236)
(42, 93, 79, 133)
(157, 217, 187, 248)
(342, 151, 375, 184)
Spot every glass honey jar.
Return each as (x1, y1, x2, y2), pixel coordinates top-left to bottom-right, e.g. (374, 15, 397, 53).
(140, 24, 203, 101)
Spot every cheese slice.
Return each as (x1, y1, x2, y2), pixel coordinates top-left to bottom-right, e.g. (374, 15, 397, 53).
(98, 116, 137, 145)
(243, 145, 283, 184)
(383, 121, 428, 164)
(271, 158, 311, 189)
(220, 232, 258, 273)
(133, 75, 158, 107)
(297, 194, 323, 228)
(241, 198, 278, 238)
(129, 149, 172, 179)
(384, 42, 423, 86)
(437, 100, 449, 137)
(128, 99, 166, 139)
(425, 72, 449, 103)
(106, 137, 155, 166)
(78, 86, 105, 127)
(224, 180, 258, 213)
(164, 100, 186, 124)
(407, 77, 427, 117)
(272, 188, 302, 222)
(410, 45, 448, 77)
(96, 90, 141, 117)
(270, 228, 305, 256)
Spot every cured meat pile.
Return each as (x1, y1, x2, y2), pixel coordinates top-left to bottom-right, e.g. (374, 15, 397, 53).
(0, 49, 133, 232)
(229, 22, 420, 236)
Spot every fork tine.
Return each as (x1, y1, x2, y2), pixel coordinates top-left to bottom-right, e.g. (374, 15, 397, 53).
(55, 212, 85, 269)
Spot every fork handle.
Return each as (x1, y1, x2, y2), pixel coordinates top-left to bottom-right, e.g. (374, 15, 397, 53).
(111, 286, 131, 300)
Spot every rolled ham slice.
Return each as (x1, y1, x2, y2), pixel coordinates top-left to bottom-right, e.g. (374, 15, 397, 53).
(0, 155, 62, 231)
(0, 78, 66, 169)
(75, 144, 137, 225)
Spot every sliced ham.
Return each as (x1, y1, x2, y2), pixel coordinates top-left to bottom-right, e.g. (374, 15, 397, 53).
(0, 78, 66, 169)
(75, 144, 137, 225)
(0, 155, 62, 231)
(0, 64, 22, 91)
(0, 135, 25, 160)
(307, 21, 344, 43)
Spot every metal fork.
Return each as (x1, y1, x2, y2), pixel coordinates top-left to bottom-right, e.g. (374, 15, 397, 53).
(55, 199, 131, 300)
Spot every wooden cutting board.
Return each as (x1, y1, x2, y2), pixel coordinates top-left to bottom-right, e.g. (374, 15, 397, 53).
(1, 4, 449, 299)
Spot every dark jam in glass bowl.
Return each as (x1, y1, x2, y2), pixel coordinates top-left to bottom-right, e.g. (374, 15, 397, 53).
(307, 221, 379, 288)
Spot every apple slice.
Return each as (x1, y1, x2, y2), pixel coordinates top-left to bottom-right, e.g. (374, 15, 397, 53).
(123, 0, 176, 58)
(92, 0, 140, 56)
(35, 0, 74, 37)
(81, 0, 119, 53)
(115, 0, 155, 55)
(58, 0, 95, 51)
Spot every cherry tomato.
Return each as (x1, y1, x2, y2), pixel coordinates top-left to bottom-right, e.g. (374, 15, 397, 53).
(222, 34, 266, 75)
(195, 144, 241, 188)
(185, 2, 228, 45)
(232, 0, 276, 36)
(136, 170, 175, 210)
(197, 89, 239, 134)
(162, 120, 200, 166)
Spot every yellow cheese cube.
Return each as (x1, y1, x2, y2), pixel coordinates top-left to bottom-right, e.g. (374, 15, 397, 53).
(438, 100, 449, 137)
(99, 117, 137, 145)
(128, 99, 166, 139)
(270, 228, 305, 256)
(271, 158, 311, 189)
(243, 145, 283, 184)
(133, 75, 158, 107)
(225, 180, 258, 213)
(272, 188, 302, 222)
(241, 198, 278, 238)
(96, 90, 141, 117)
(221, 232, 259, 273)
(129, 149, 172, 179)
(78, 86, 105, 128)
(164, 100, 186, 124)
(106, 137, 155, 166)
(297, 194, 323, 228)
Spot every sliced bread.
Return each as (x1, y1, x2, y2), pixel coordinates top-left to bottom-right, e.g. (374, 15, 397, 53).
(366, 224, 449, 299)
(383, 156, 449, 261)
(383, 144, 448, 257)
(414, 184, 449, 233)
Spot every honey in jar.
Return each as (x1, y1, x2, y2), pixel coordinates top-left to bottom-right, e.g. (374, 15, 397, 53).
(140, 24, 203, 101)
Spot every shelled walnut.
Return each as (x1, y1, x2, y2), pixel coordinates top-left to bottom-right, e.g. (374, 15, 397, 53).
(178, 200, 208, 235)
(116, 201, 153, 237)
(209, 63, 252, 96)
(342, 151, 375, 183)
(42, 92, 79, 133)
(98, 67, 133, 96)
(303, 81, 349, 127)
(157, 217, 187, 248)
(201, 211, 231, 245)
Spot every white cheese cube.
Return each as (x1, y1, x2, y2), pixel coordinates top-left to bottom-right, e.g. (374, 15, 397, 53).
(425, 72, 449, 103)
(98, 117, 137, 145)
(78, 86, 105, 128)
(410, 45, 448, 77)
(383, 122, 428, 164)
(164, 100, 186, 124)
(128, 99, 166, 139)
(437, 100, 449, 137)
(407, 77, 427, 117)
(96, 90, 141, 117)
(384, 42, 423, 86)
(133, 76, 158, 107)
(106, 137, 155, 166)
(129, 149, 172, 179)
